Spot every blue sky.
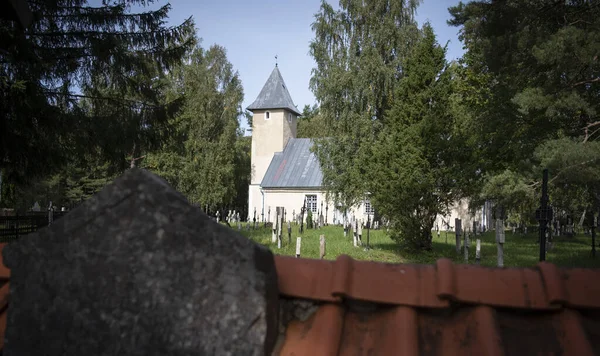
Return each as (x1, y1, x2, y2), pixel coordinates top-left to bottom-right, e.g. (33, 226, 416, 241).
(164, 0, 465, 133)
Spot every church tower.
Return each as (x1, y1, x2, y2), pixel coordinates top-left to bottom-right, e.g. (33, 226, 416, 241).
(246, 66, 300, 220)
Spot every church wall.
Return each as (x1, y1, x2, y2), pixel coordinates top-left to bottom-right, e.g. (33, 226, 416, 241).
(261, 189, 373, 225)
(433, 199, 487, 232)
(247, 184, 263, 221)
(250, 109, 287, 185)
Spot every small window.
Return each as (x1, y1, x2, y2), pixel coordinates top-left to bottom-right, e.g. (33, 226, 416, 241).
(364, 200, 375, 215)
(305, 195, 317, 213)
(265, 111, 270, 120)
(288, 113, 293, 122)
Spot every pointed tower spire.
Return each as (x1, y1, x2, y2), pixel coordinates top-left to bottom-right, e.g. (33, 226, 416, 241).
(247, 66, 300, 115)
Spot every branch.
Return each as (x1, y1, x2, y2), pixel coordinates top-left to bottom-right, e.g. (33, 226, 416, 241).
(571, 77, 600, 87)
(43, 91, 161, 109)
(548, 157, 600, 185)
(583, 121, 600, 143)
(583, 126, 600, 143)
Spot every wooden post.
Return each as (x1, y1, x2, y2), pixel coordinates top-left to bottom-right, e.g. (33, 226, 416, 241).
(277, 209, 283, 248)
(366, 214, 371, 250)
(296, 237, 302, 258)
(319, 235, 326, 259)
(591, 215, 596, 258)
(48, 201, 54, 226)
(496, 217, 505, 267)
(357, 220, 362, 246)
(464, 231, 469, 262)
(535, 169, 552, 261)
(455, 218, 462, 254)
(476, 239, 481, 265)
(287, 221, 292, 245)
(15, 212, 19, 239)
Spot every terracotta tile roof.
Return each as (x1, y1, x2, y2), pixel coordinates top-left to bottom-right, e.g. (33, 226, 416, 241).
(274, 255, 600, 356)
(1, 242, 599, 355)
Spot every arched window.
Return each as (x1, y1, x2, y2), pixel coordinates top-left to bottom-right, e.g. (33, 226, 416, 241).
(265, 111, 271, 120)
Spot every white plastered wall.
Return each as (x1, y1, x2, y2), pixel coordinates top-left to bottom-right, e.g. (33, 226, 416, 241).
(261, 189, 373, 225)
(434, 199, 486, 232)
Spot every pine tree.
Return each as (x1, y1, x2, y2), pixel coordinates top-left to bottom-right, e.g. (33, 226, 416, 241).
(449, 0, 600, 218)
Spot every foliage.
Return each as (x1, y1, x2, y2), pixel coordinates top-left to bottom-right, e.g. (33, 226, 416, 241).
(297, 104, 328, 138)
(144, 45, 248, 212)
(1, 0, 195, 203)
(309, 0, 422, 211)
(306, 209, 313, 229)
(369, 24, 467, 250)
(449, 0, 600, 217)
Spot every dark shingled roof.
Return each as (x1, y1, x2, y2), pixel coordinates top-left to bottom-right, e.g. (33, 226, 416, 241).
(261, 138, 323, 188)
(247, 67, 301, 116)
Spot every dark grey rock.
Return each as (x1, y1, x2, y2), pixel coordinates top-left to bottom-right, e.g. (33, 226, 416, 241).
(2, 169, 279, 356)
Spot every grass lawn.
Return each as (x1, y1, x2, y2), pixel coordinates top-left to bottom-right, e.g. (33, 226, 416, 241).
(236, 224, 600, 268)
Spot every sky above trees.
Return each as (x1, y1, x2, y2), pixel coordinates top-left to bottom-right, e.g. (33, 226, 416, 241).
(164, 0, 465, 133)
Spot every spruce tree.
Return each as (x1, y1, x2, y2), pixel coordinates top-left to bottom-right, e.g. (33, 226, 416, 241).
(1, 0, 195, 186)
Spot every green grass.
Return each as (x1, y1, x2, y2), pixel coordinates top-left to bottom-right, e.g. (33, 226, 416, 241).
(236, 224, 600, 268)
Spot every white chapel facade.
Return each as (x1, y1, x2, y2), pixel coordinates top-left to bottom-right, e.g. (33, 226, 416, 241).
(247, 66, 488, 230)
(246, 66, 374, 225)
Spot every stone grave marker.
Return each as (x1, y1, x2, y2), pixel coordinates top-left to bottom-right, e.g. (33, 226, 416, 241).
(2, 168, 279, 356)
(319, 235, 326, 259)
(476, 239, 481, 265)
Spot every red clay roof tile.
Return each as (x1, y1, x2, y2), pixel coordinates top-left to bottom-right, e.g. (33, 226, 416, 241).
(1, 243, 599, 355)
(274, 255, 600, 356)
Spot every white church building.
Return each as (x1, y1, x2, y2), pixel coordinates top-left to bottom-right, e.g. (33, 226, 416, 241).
(247, 66, 490, 230)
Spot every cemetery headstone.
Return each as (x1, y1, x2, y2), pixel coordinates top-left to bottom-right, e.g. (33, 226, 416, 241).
(319, 235, 326, 260)
(2, 168, 279, 356)
(475, 239, 481, 265)
(287, 221, 292, 245)
(32, 202, 41, 212)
